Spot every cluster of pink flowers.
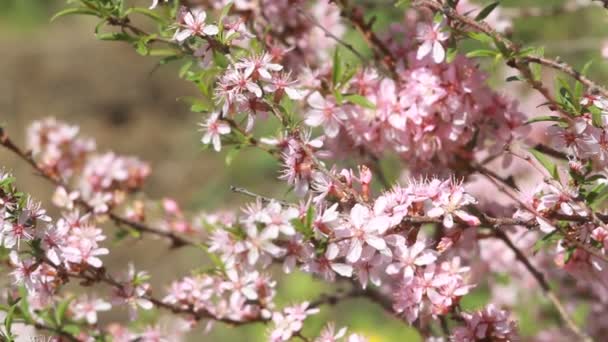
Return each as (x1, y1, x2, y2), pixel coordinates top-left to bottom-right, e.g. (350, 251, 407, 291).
(303, 20, 527, 171)
(26, 117, 95, 178)
(393, 257, 471, 323)
(27, 118, 150, 214)
(548, 94, 608, 170)
(450, 304, 519, 341)
(1, 171, 110, 311)
(255, 0, 345, 69)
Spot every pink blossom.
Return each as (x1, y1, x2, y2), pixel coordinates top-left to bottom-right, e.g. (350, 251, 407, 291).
(71, 295, 112, 325)
(245, 224, 283, 265)
(235, 53, 283, 80)
(199, 112, 231, 152)
(305, 92, 347, 138)
(315, 323, 347, 342)
(416, 19, 449, 63)
(174, 8, 219, 42)
(386, 241, 437, 278)
(332, 204, 390, 263)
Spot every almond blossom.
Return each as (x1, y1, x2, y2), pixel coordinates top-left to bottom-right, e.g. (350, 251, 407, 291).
(305, 92, 347, 138)
(416, 19, 449, 63)
(71, 295, 112, 325)
(174, 8, 219, 42)
(199, 112, 231, 152)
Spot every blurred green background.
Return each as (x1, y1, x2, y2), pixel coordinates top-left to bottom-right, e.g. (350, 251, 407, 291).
(1, 0, 607, 341)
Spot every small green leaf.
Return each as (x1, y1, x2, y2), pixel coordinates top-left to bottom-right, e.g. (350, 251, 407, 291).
(125, 7, 165, 24)
(343, 94, 376, 109)
(529, 148, 559, 179)
(466, 49, 497, 58)
(524, 116, 567, 125)
(213, 51, 230, 68)
(446, 47, 458, 63)
(51, 8, 98, 22)
(468, 32, 493, 44)
(54, 297, 74, 327)
(332, 49, 343, 87)
(475, 1, 500, 21)
(225, 148, 240, 166)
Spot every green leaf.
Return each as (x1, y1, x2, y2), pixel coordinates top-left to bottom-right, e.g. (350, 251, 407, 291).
(446, 47, 458, 63)
(574, 61, 593, 103)
(332, 48, 343, 87)
(179, 60, 193, 78)
(524, 116, 567, 125)
(54, 297, 74, 327)
(466, 49, 497, 58)
(51, 7, 98, 22)
(475, 1, 500, 21)
(97, 32, 131, 41)
(529, 148, 559, 179)
(467, 32, 493, 44)
(212, 51, 230, 68)
(591, 106, 604, 128)
(125, 7, 165, 24)
(343, 94, 376, 109)
(225, 148, 240, 166)
(4, 302, 17, 337)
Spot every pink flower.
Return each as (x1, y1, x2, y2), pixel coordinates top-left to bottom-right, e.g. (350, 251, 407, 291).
(71, 295, 112, 325)
(386, 241, 437, 278)
(261, 201, 299, 236)
(305, 92, 347, 138)
(331, 204, 390, 263)
(426, 180, 480, 228)
(235, 53, 283, 79)
(264, 72, 305, 100)
(244, 224, 283, 265)
(315, 323, 347, 342)
(451, 305, 519, 341)
(52, 186, 80, 210)
(174, 9, 219, 42)
(199, 112, 231, 152)
(62, 239, 109, 268)
(416, 19, 449, 63)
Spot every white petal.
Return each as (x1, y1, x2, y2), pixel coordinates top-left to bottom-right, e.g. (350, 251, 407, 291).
(202, 25, 219, 36)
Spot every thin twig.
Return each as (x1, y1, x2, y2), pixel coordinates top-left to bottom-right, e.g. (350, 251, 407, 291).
(495, 231, 592, 342)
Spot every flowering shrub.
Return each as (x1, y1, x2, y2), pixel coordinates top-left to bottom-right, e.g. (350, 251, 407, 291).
(3, 0, 608, 341)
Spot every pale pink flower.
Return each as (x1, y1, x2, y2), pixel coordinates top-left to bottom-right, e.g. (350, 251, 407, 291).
(62, 239, 109, 268)
(199, 112, 231, 152)
(71, 295, 112, 325)
(235, 53, 283, 79)
(332, 204, 390, 263)
(245, 224, 283, 265)
(416, 19, 449, 63)
(52, 186, 80, 210)
(174, 8, 219, 42)
(315, 323, 347, 342)
(264, 72, 305, 100)
(426, 181, 480, 228)
(386, 241, 438, 278)
(305, 92, 347, 138)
